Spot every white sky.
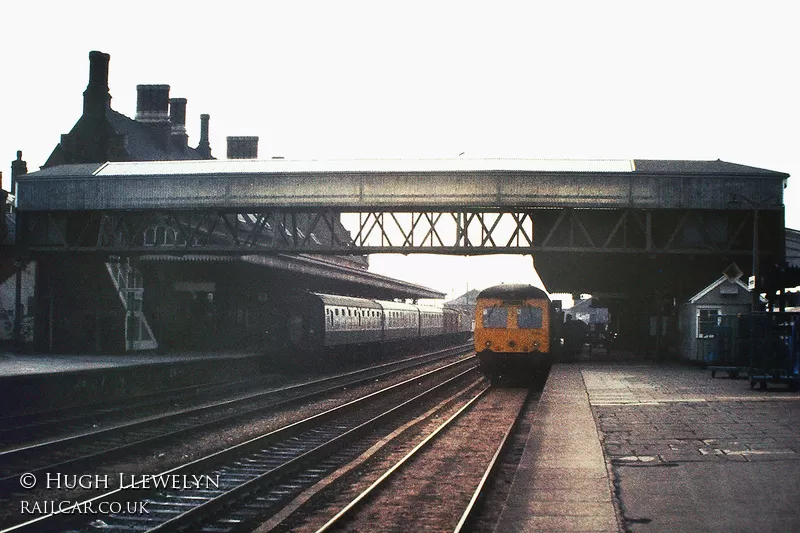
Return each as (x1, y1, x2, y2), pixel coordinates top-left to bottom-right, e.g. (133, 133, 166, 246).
(2, 1, 798, 302)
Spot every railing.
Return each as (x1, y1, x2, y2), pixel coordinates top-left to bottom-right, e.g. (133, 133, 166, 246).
(105, 258, 158, 351)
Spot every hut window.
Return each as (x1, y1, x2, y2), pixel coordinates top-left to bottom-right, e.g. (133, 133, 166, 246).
(696, 308, 721, 338)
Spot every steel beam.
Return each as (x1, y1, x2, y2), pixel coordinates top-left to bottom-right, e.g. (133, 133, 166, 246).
(17, 207, 778, 258)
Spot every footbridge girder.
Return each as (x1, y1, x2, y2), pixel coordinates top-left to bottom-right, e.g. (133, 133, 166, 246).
(15, 158, 787, 263)
(16, 206, 781, 260)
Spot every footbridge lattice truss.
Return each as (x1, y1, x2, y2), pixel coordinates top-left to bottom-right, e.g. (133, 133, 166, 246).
(15, 158, 787, 257)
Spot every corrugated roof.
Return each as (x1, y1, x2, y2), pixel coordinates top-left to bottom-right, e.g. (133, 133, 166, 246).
(241, 254, 444, 299)
(137, 253, 442, 299)
(84, 158, 636, 176)
(24, 158, 788, 180)
(633, 159, 788, 177)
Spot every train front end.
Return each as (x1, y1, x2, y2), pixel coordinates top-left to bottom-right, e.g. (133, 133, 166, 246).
(473, 284, 552, 380)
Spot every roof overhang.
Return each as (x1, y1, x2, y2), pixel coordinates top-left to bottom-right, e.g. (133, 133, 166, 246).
(138, 252, 444, 300)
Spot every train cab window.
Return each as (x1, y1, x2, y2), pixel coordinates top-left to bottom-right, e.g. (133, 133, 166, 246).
(517, 306, 543, 329)
(482, 307, 508, 328)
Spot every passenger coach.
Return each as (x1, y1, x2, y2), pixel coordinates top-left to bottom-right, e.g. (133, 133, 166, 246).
(283, 291, 471, 368)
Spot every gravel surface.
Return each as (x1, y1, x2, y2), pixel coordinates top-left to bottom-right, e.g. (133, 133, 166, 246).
(466, 388, 542, 533)
(272, 387, 529, 533)
(2, 353, 472, 529)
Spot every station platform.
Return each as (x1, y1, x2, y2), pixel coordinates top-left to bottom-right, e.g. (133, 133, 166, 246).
(495, 361, 800, 533)
(0, 351, 263, 414)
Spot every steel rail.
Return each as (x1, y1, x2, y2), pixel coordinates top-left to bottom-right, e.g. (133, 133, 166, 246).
(452, 390, 530, 533)
(2, 344, 469, 452)
(315, 384, 491, 533)
(147, 368, 481, 532)
(0, 345, 472, 490)
(0, 371, 277, 449)
(2, 356, 477, 533)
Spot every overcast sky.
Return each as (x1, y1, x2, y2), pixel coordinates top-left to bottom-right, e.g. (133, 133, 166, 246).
(2, 1, 797, 301)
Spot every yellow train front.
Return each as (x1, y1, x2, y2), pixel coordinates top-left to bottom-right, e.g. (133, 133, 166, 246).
(474, 284, 554, 381)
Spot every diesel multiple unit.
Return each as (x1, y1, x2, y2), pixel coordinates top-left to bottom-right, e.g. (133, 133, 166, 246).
(474, 283, 556, 379)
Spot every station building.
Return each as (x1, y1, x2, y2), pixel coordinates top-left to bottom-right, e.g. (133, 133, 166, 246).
(1, 51, 441, 355)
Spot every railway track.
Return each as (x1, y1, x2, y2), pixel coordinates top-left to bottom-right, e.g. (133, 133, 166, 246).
(0, 372, 280, 449)
(0, 345, 470, 452)
(305, 386, 531, 533)
(3, 355, 480, 532)
(0, 344, 473, 495)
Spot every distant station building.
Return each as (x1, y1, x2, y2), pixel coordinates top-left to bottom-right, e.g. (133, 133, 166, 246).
(44, 53, 212, 166)
(2, 51, 440, 354)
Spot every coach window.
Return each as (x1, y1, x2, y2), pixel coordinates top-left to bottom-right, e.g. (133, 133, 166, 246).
(518, 307, 543, 329)
(482, 307, 508, 328)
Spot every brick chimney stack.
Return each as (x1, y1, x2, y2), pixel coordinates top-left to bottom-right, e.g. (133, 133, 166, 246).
(10, 150, 27, 196)
(136, 85, 171, 122)
(169, 98, 188, 149)
(136, 85, 171, 147)
(196, 114, 212, 159)
(227, 136, 259, 159)
(83, 51, 111, 118)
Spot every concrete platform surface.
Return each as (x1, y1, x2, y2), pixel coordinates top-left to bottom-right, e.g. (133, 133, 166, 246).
(495, 365, 620, 533)
(0, 351, 263, 414)
(496, 362, 800, 533)
(0, 351, 257, 377)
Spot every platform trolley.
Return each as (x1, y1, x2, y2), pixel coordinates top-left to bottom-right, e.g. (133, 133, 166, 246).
(706, 315, 747, 379)
(742, 312, 800, 391)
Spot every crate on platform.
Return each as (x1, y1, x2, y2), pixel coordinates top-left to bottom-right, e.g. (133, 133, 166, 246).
(707, 314, 747, 378)
(740, 312, 800, 390)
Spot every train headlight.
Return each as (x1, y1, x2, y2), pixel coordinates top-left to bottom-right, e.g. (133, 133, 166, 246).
(485, 341, 491, 347)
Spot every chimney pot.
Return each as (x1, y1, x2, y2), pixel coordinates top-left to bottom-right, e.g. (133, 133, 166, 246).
(136, 85, 171, 123)
(169, 98, 189, 151)
(169, 98, 187, 135)
(227, 136, 259, 159)
(196, 114, 212, 159)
